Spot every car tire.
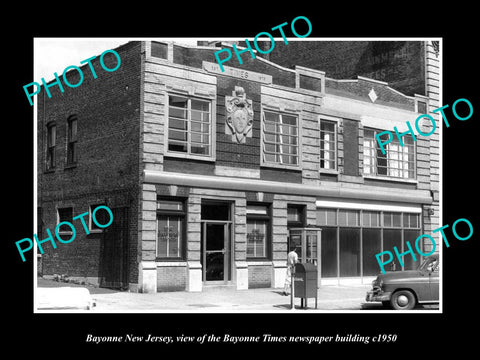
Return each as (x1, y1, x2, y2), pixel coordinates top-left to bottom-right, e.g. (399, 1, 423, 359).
(390, 290, 416, 310)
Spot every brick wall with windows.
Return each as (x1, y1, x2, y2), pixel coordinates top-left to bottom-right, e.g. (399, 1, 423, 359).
(37, 41, 142, 288)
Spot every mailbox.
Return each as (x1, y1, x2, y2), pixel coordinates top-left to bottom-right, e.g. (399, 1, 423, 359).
(294, 262, 318, 309)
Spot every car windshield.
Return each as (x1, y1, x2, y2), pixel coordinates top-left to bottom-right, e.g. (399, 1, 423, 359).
(419, 256, 439, 272)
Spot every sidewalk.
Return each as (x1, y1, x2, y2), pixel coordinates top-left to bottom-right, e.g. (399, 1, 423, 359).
(36, 277, 370, 312)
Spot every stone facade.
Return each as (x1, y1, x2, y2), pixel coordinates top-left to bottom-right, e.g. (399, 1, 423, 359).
(38, 40, 440, 293)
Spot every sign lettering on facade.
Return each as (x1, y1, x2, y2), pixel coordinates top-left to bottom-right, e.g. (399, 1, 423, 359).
(203, 61, 272, 84)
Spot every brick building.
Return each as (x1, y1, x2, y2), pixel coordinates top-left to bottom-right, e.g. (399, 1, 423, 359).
(37, 40, 440, 293)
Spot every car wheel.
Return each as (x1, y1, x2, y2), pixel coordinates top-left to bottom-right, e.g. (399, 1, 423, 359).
(390, 290, 416, 310)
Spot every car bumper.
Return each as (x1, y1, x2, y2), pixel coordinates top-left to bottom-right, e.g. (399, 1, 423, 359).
(366, 290, 392, 302)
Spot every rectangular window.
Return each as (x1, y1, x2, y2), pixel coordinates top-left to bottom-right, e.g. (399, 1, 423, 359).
(246, 204, 270, 259)
(362, 211, 380, 227)
(362, 228, 382, 276)
(287, 205, 305, 227)
(157, 198, 186, 259)
(403, 213, 420, 228)
(89, 204, 109, 232)
(404, 229, 421, 270)
(364, 128, 415, 179)
(46, 123, 56, 170)
(321, 227, 338, 277)
(66, 116, 78, 165)
(318, 209, 422, 275)
(417, 100, 427, 114)
(383, 229, 402, 270)
(339, 228, 361, 276)
(320, 120, 336, 170)
(167, 95, 212, 158)
(383, 212, 402, 228)
(316, 208, 337, 226)
(338, 209, 359, 227)
(262, 110, 299, 166)
(57, 207, 73, 234)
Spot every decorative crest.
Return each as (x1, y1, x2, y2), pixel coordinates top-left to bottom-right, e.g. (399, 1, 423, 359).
(225, 86, 254, 143)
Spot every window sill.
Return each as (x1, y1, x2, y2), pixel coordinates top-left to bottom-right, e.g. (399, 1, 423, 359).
(164, 152, 215, 163)
(363, 175, 418, 184)
(88, 229, 104, 234)
(64, 163, 77, 170)
(261, 163, 301, 171)
(155, 260, 187, 266)
(319, 168, 339, 175)
(56, 231, 73, 237)
(246, 260, 273, 266)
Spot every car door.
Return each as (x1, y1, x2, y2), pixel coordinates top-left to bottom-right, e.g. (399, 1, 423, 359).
(429, 261, 439, 301)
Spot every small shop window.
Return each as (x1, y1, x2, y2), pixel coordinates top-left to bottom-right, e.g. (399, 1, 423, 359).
(246, 204, 270, 259)
(287, 205, 305, 227)
(157, 198, 186, 259)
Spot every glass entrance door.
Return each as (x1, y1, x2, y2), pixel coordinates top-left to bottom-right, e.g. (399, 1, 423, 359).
(201, 222, 231, 283)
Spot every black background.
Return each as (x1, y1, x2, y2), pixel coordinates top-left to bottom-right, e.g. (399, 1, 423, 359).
(5, 5, 478, 355)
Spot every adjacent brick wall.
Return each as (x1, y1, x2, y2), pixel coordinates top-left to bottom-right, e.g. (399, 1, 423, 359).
(255, 40, 426, 96)
(37, 42, 142, 287)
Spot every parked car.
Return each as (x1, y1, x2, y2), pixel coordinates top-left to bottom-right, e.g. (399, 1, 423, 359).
(366, 254, 439, 310)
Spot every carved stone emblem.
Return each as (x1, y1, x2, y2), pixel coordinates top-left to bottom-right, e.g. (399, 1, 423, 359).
(225, 86, 254, 143)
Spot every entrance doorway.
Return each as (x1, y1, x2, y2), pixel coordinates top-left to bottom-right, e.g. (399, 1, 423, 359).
(201, 202, 232, 284)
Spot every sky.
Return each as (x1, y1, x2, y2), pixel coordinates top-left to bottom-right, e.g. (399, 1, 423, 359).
(34, 38, 198, 82)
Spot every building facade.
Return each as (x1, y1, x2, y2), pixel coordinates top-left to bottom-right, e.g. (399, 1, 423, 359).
(37, 40, 440, 293)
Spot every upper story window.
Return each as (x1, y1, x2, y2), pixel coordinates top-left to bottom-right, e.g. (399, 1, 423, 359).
(320, 120, 337, 170)
(167, 94, 212, 159)
(66, 115, 78, 165)
(262, 110, 299, 167)
(363, 128, 415, 179)
(46, 122, 56, 171)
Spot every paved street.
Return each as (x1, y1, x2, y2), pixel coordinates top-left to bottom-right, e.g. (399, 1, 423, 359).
(36, 277, 438, 312)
